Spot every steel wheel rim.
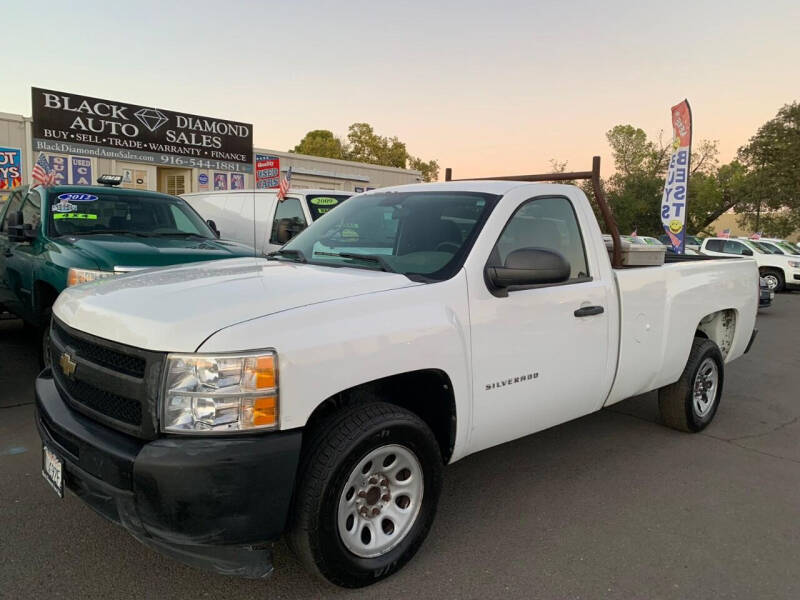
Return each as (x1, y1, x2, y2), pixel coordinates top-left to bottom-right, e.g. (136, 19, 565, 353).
(693, 357, 718, 418)
(337, 444, 424, 558)
(764, 275, 779, 290)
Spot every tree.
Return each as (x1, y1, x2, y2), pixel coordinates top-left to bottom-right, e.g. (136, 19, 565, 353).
(734, 102, 800, 236)
(408, 156, 440, 183)
(290, 130, 346, 160)
(290, 122, 440, 182)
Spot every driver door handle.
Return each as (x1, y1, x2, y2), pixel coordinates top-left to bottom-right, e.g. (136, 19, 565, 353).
(574, 305, 604, 317)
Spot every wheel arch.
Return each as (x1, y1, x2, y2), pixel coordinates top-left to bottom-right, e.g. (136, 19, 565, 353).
(33, 279, 59, 325)
(696, 308, 737, 360)
(301, 369, 457, 464)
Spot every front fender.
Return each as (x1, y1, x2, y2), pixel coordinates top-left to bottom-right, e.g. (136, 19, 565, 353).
(198, 271, 474, 462)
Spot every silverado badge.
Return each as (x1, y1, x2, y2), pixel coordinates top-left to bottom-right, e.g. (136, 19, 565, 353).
(59, 352, 77, 378)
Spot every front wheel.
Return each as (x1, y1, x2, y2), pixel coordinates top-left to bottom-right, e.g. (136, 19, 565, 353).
(287, 402, 443, 588)
(658, 337, 724, 432)
(761, 269, 784, 293)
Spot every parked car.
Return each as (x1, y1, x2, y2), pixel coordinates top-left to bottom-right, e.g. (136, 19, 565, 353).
(759, 277, 774, 308)
(751, 238, 800, 256)
(0, 181, 254, 364)
(183, 189, 353, 256)
(700, 237, 800, 292)
(38, 179, 757, 586)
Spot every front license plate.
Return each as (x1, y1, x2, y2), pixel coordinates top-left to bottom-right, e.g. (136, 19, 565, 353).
(42, 445, 64, 498)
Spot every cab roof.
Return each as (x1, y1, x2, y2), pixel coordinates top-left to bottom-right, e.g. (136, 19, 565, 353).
(36, 184, 179, 200)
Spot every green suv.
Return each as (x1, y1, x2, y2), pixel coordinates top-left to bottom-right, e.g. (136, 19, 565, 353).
(0, 182, 254, 363)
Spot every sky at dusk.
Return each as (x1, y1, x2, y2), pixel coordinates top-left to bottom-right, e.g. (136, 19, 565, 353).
(3, 0, 798, 179)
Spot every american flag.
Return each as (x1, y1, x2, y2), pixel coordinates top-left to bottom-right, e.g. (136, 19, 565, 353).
(749, 232, 762, 240)
(276, 167, 292, 202)
(630, 228, 638, 237)
(720, 228, 731, 239)
(32, 153, 57, 187)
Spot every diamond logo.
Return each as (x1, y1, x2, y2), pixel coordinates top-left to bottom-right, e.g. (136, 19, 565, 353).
(133, 108, 169, 133)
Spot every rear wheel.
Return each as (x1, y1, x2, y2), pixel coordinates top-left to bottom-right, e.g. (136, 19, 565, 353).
(761, 269, 784, 292)
(287, 402, 443, 588)
(658, 337, 724, 432)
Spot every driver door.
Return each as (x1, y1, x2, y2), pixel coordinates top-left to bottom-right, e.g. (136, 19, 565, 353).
(467, 194, 615, 453)
(0, 190, 25, 314)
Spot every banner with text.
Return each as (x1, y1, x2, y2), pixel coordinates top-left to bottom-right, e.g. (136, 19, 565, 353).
(660, 100, 692, 254)
(255, 154, 280, 188)
(0, 147, 22, 190)
(32, 87, 253, 173)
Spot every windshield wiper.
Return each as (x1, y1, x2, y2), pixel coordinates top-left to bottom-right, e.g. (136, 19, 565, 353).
(151, 232, 210, 239)
(322, 252, 396, 273)
(70, 230, 152, 237)
(266, 248, 307, 263)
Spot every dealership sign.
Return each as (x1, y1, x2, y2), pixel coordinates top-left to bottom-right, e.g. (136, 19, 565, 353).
(31, 88, 253, 173)
(255, 154, 280, 188)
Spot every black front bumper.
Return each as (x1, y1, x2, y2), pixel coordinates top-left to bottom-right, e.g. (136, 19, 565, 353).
(35, 370, 302, 578)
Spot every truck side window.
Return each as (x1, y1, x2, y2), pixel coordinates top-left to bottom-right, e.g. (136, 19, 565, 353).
(491, 196, 589, 281)
(704, 239, 724, 252)
(21, 190, 42, 229)
(270, 198, 308, 245)
(722, 241, 745, 255)
(0, 191, 24, 233)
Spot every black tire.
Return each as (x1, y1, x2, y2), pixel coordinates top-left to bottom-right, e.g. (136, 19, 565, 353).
(761, 269, 784, 293)
(658, 337, 724, 432)
(287, 401, 443, 588)
(38, 308, 53, 369)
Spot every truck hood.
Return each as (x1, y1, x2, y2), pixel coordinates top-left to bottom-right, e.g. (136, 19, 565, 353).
(53, 257, 420, 351)
(54, 234, 254, 269)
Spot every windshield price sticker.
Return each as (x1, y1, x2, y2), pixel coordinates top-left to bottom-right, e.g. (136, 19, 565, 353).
(51, 201, 78, 213)
(53, 213, 98, 220)
(57, 193, 98, 202)
(310, 197, 339, 206)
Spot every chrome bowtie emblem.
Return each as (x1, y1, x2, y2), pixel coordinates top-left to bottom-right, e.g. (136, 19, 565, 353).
(59, 352, 77, 378)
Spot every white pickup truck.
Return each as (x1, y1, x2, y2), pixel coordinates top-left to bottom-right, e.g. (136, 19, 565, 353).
(36, 162, 758, 587)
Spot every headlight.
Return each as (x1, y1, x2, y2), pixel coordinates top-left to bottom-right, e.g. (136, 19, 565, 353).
(788, 260, 800, 268)
(67, 267, 115, 287)
(161, 351, 278, 434)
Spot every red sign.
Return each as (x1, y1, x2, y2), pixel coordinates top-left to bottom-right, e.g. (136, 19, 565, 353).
(255, 154, 280, 189)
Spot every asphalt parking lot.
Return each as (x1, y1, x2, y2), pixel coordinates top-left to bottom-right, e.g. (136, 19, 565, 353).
(1, 296, 799, 600)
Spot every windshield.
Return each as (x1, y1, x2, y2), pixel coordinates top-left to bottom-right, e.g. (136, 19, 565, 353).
(742, 240, 764, 254)
(47, 190, 214, 238)
(686, 236, 702, 246)
(305, 194, 352, 220)
(281, 191, 498, 280)
(751, 241, 778, 254)
(776, 241, 800, 255)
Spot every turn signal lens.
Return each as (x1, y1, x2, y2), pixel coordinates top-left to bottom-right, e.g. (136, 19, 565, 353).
(251, 396, 278, 427)
(244, 355, 276, 390)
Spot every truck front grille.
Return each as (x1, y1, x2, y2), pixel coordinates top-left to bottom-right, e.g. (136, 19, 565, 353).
(56, 374, 142, 426)
(53, 322, 146, 378)
(50, 319, 164, 439)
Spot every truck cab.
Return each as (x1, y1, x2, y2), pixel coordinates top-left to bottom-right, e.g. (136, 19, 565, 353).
(0, 183, 254, 363)
(182, 189, 353, 256)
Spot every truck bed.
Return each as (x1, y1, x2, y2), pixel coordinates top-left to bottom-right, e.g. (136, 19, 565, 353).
(604, 257, 758, 406)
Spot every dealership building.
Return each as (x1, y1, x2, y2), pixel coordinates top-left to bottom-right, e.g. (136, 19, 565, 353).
(0, 88, 421, 201)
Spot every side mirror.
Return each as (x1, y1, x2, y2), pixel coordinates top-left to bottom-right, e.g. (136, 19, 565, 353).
(206, 219, 220, 238)
(742, 248, 753, 256)
(7, 211, 32, 243)
(486, 247, 570, 296)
